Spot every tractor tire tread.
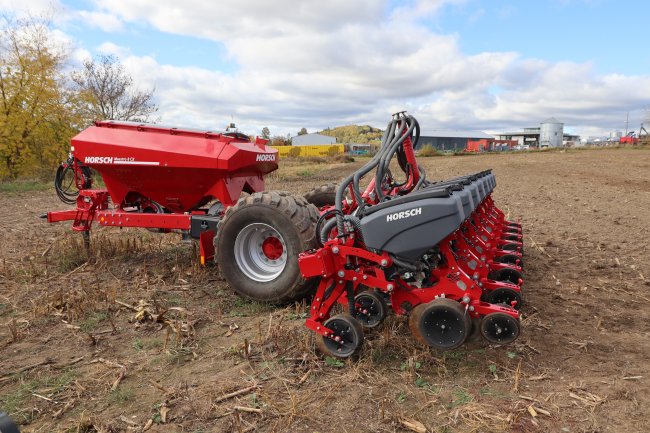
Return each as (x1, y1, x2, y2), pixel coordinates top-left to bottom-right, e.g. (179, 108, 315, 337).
(214, 190, 320, 303)
(304, 183, 338, 208)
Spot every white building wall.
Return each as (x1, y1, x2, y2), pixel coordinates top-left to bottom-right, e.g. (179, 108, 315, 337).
(292, 133, 336, 146)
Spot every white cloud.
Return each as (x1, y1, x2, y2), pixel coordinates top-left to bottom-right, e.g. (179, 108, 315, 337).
(0, 0, 60, 16)
(96, 41, 131, 58)
(74, 10, 123, 32)
(3, 0, 650, 136)
(70, 47, 92, 65)
(390, 0, 466, 22)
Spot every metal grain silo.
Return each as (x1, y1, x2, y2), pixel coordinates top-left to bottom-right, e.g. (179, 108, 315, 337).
(539, 117, 564, 147)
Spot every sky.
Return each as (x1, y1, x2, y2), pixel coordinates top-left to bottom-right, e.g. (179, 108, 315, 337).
(1, 0, 649, 138)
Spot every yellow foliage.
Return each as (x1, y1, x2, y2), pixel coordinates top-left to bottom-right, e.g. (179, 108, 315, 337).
(0, 16, 82, 179)
(417, 145, 439, 157)
(319, 125, 383, 145)
(0, 17, 151, 180)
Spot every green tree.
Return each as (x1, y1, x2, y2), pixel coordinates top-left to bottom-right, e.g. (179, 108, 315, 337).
(0, 15, 75, 179)
(261, 126, 270, 139)
(72, 54, 158, 123)
(298, 127, 308, 136)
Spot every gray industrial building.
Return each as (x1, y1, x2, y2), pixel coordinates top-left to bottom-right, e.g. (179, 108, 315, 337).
(417, 130, 494, 151)
(291, 133, 336, 146)
(497, 118, 579, 147)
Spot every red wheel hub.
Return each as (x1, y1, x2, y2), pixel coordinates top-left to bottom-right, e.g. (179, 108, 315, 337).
(262, 237, 283, 260)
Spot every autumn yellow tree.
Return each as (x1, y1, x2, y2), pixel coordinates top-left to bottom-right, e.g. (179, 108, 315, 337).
(0, 16, 157, 179)
(0, 15, 79, 179)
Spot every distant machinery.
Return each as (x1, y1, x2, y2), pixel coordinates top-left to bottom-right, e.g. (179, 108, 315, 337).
(620, 124, 649, 145)
(619, 132, 638, 144)
(539, 117, 564, 147)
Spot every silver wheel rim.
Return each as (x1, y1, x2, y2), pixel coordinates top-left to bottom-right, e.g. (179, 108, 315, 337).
(234, 223, 288, 282)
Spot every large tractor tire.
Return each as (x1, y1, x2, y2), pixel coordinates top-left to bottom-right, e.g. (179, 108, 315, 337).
(304, 183, 337, 208)
(214, 191, 320, 303)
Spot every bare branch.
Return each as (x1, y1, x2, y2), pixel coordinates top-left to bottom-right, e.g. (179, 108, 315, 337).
(71, 54, 158, 123)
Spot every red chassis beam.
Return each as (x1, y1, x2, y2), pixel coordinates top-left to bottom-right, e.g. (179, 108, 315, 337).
(47, 190, 192, 230)
(97, 212, 190, 229)
(47, 189, 216, 264)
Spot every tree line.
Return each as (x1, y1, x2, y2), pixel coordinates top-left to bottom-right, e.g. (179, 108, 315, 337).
(0, 15, 157, 180)
(261, 125, 383, 147)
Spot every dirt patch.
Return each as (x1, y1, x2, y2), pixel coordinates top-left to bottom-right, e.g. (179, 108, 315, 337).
(1, 148, 649, 432)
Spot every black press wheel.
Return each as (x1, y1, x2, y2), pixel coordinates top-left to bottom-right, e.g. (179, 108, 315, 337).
(480, 312, 520, 345)
(304, 183, 337, 208)
(500, 243, 520, 252)
(485, 288, 523, 310)
(489, 268, 523, 286)
(353, 290, 388, 329)
(493, 254, 523, 268)
(317, 314, 364, 359)
(408, 299, 471, 350)
(214, 191, 319, 303)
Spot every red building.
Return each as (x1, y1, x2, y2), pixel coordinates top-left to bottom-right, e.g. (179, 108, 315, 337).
(466, 139, 518, 153)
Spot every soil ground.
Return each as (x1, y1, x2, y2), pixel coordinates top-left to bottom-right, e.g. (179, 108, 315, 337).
(1, 148, 649, 433)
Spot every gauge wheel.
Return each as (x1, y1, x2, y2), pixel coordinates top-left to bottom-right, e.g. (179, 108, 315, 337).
(408, 298, 471, 350)
(480, 313, 520, 345)
(353, 290, 388, 329)
(485, 288, 523, 310)
(316, 314, 364, 359)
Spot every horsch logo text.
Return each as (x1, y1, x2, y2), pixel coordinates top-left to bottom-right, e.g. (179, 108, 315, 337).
(386, 207, 422, 222)
(84, 156, 113, 164)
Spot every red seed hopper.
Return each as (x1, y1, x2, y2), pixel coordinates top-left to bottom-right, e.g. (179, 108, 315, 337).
(48, 120, 278, 263)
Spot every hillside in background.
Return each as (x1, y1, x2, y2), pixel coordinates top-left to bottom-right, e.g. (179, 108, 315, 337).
(319, 125, 383, 144)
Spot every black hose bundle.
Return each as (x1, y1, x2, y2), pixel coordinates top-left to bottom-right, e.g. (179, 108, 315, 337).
(326, 112, 423, 242)
(54, 158, 91, 205)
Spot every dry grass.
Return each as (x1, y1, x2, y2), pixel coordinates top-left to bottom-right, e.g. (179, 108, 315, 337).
(1, 147, 650, 431)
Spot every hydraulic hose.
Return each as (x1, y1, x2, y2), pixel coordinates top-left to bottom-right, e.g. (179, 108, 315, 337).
(374, 121, 406, 200)
(390, 254, 420, 272)
(415, 166, 427, 189)
(334, 112, 424, 238)
(396, 116, 420, 173)
(344, 215, 364, 241)
(54, 158, 91, 205)
(335, 116, 398, 235)
(319, 217, 338, 245)
(54, 163, 81, 205)
(375, 115, 416, 201)
(351, 118, 397, 212)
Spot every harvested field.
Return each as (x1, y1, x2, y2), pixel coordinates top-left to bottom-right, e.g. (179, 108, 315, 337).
(1, 147, 649, 432)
